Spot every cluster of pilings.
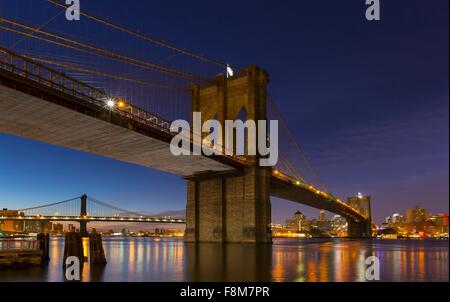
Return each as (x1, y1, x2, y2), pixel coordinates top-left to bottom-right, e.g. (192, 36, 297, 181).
(36, 229, 107, 278)
(62, 230, 107, 267)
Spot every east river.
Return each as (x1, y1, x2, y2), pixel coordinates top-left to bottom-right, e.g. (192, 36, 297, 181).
(0, 237, 448, 282)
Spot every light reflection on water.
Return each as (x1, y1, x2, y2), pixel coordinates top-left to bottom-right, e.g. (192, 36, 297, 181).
(0, 237, 447, 282)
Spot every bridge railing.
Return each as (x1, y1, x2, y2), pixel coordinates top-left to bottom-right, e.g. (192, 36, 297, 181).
(0, 239, 39, 251)
(0, 47, 172, 133)
(0, 47, 248, 165)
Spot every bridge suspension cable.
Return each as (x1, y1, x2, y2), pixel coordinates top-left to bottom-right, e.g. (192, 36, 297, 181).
(46, 0, 229, 69)
(0, 17, 208, 82)
(278, 152, 305, 182)
(86, 196, 150, 218)
(268, 95, 329, 193)
(9, 9, 63, 49)
(17, 196, 82, 212)
(24, 55, 186, 91)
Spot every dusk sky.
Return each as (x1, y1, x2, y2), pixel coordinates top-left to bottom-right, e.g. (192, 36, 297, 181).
(0, 0, 448, 225)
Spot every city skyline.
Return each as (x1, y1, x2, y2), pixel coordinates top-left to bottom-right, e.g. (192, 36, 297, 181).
(3, 202, 446, 239)
(0, 187, 446, 227)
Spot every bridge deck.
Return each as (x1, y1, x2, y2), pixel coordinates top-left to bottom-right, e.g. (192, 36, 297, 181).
(270, 176, 364, 221)
(0, 71, 236, 177)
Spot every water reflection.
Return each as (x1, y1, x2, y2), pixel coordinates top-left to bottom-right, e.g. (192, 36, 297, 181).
(185, 243, 272, 282)
(271, 238, 448, 282)
(0, 238, 447, 282)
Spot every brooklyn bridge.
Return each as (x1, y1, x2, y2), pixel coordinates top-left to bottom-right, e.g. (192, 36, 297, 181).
(0, 1, 372, 243)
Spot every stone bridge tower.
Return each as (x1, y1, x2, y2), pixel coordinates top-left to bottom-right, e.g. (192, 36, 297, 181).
(185, 66, 272, 243)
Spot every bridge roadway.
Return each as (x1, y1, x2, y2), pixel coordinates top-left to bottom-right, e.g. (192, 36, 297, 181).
(0, 215, 186, 224)
(0, 48, 365, 224)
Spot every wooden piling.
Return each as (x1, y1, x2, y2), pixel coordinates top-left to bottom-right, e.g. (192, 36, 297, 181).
(37, 233, 50, 262)
(89, 230, 107, 265)
(63, 232, 84, 271)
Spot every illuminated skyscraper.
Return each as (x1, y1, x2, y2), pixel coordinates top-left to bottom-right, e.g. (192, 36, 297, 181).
(406, 206, 428, 224)
(319, 210, 326, 221)
(347, 193, 372, 237)
(392, 213, 404, 224)
(347, 193, 372, 220)
(294, 210, 306, 231)
(0, 209, 24, 232)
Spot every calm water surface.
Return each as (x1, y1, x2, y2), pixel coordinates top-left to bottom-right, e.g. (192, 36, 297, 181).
(0, 237, 448, 282)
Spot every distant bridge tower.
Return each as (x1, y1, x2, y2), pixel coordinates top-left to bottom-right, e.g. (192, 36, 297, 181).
(79, 194, 88, 237)
(185, 65, 272, 244)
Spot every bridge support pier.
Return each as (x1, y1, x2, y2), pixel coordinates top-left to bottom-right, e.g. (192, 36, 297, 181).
(347, 219, 372, 238)
(186, 65, 271, 244)
(185, 167, 272, 244)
